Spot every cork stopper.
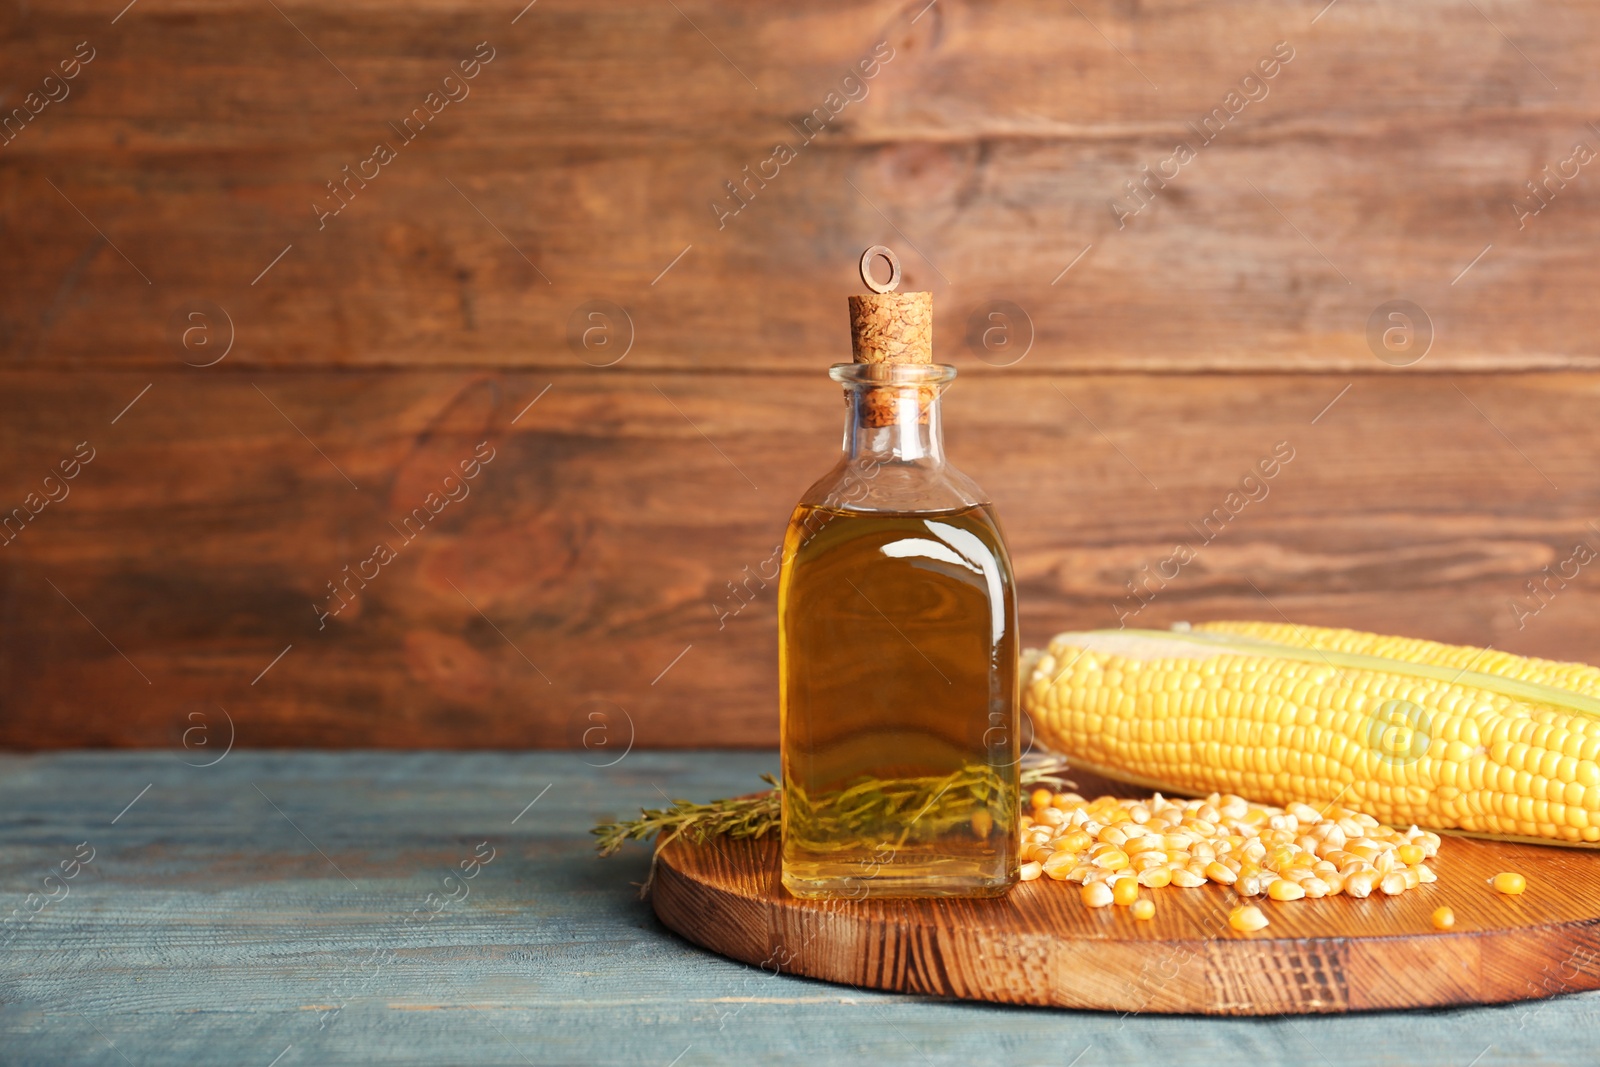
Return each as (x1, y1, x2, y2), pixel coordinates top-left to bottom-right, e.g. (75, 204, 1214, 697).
(849, 246, 933, 365)
(846, 247, 936, 427)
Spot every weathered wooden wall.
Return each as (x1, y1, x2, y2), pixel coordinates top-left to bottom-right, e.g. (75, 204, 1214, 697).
(2, 0, 1597, 747)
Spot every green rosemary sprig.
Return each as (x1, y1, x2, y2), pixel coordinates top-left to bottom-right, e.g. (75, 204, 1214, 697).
(591, 755, 1072, 859)
(592, 773, 784, 859)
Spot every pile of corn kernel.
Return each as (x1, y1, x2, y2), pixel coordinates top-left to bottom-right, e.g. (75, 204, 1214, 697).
(1019, 788, 1450, 931)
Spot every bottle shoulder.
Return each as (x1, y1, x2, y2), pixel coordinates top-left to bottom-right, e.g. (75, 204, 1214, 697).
(781, 498, 1018, 602)
(797, 456, 991, 515)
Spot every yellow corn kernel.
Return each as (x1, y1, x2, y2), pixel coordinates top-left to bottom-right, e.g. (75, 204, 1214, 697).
(1131, 898, 1156, 921)
(1129, 852, 1165, 873)
(1169, 868, 1206, 888)
(1041, 851, 1077, 879)
(1287, 802, 1323, 824)
(1267, 879, 1305, 901)
(1093, 849, 1131, 871)
(1019, 862, 1043, 882)
(1344, 870, 1375, 898)
(1031, 788, 1053, 809)
(1491, 871, 1527, 895)
(1432, 906, 1456, 930)
(1338, 859, 1374, 880)
(1081, 881, 1114, 907)
(1203, 861, 1237, 885)
(971, 809, 994, 839)
(1060, 831, 1094, 853)
(1136, 866, 1173, 888)
(1112, 877, 1141, 907)
(1229, 905, 1270, 932)
(1379, 872, 1408, 896)
(1397, 844, 1425, 866)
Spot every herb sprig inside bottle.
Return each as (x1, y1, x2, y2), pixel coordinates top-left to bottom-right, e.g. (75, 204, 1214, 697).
(592, 756, 1071, 894)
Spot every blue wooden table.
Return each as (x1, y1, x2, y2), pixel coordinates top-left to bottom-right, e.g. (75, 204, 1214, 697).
(2, 751, 1597, 1066)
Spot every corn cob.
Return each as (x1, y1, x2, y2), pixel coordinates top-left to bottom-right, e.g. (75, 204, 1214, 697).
(1024, 625, 1600, 847)
(1195, 620, 1600, 699)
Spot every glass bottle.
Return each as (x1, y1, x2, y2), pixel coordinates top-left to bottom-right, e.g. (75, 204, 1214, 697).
(778, 249, 1020, 899)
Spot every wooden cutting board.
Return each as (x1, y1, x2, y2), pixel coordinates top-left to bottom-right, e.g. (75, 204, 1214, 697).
(652, 830, 1600, 1014)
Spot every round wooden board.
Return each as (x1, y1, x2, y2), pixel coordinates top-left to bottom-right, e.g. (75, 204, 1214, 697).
(652, 832, 1600, 1014)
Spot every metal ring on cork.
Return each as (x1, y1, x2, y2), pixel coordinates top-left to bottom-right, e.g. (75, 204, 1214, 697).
(859, 245, 901, 294)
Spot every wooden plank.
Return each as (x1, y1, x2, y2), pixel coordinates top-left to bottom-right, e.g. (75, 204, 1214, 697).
(3, 751, 1597, 1064)
(1, 1, 1598, 370)
(1, 368, 1596, 748)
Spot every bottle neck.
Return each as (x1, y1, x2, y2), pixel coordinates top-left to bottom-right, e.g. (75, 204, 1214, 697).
(830, 362, 956, 467)
(843, 386, 945, 464)
(809, 363, 983, 514)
